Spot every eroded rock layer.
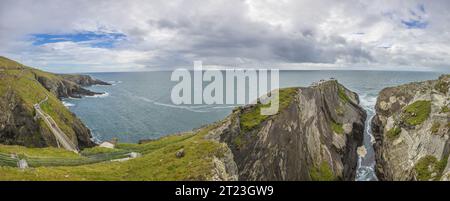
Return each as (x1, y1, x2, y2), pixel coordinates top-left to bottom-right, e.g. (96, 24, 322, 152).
(372, 75, 450, 181)
(207, 80, 366, 181)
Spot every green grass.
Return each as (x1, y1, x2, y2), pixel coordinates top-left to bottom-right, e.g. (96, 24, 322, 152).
(0, 153, 19, 167)
(80, 147, 125, 156)
(331, 121, 344, 135)
(239, 105, 271, 133)
(0, 145, 131, 168)
(309, 162, 336, 181)
(0, 56, 24, 69)
(401, 100, 431, 126)
(338, 86, 351, 103)
(233, 137, 243, 148)
(115, 133, 196, 154)
(0, 125, 225, 181)
(440, 105, 449, 113)
(0, 144, 82, 159)
(386, 126, 401, 140)
(414, 155, 447, 181)
(236, 88, 297, 148)
(239, 88, 297, 132)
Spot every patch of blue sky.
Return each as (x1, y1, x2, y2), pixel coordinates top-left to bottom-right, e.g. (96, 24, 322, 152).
(403, 4, 427, 29)
(31, 31, 126, 48)
(401, 19, 428, 29)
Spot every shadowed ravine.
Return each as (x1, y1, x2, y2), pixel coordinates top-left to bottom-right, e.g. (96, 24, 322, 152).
(355, 94, 378, 181)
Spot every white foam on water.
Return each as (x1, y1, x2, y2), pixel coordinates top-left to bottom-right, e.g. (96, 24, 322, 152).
(356, 92, 379, 181)
(88, 92, 110, 98)
(134, 96, 212, 113)
(62, 101, 75, 108)
(108, 80, 122, 85)
(359, 93, 377, 112)
(356, 165, 378, 181)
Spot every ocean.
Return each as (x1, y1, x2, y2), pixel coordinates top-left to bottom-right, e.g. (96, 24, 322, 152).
(63, 70, 444, 181)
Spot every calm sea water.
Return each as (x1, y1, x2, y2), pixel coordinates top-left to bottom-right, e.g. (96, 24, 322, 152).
(63, 70, 444, 181)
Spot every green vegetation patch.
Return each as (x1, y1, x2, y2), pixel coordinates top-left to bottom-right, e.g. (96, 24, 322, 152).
(331, 121, 344, 135)
(80, 147, 125, 156)
(414, 155, 447, 181)
(116, 133, 196, 154)
(386, 126, 401, 140)
(338, 86, 351, 104)
(309, 161, 336, 181)
(0, 144, 81, 159)
(440, 105, 449, 113)
(0, 56, 24, 69)
(401, 100, 431, 126)
(239, 88, 297, 132)
(0, 126, 225, 181)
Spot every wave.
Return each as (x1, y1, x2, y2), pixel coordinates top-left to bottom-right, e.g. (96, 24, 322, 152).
(88, 92, 110, 98)
(356, 165, 378, 181)
(359, 93, 377, 115)
(62, 101, 75, 108)
(356, 91, 379, 181)
(108, 80, 122, 85)
(212, 105, 238, 109)
(134, 95, 234, 113)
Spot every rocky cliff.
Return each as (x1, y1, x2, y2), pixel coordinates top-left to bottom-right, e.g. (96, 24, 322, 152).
(0, 56, 106, 149)
(206, 80, 366, 181)
(35, 71, 110, 99)
(57, 74, 110, 87)
(372, 75, 450, 181)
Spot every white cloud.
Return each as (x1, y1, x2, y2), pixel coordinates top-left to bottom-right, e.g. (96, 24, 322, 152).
(0, 0, 449, 72)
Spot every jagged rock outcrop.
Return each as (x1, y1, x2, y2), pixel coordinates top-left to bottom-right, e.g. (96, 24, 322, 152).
(57, 74, 111, 87)
(0, 56, 105, 148)
(372, 75, 450, 181)
(206, 80, 366, 181)
(0, 89, 47, 147)
(35, 73, 110, 99)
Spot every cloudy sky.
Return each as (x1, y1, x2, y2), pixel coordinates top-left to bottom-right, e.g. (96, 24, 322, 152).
(1, 0, 450, 72)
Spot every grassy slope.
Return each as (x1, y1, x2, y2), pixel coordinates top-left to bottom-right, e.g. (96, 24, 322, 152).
(1, 56, 226, 180)
(0, 125, 225, 181)
(402, 100, 431, 126)
(0, 57, 80, 144)
(0, 144, 82, 159)
(239, 88, 297, 132)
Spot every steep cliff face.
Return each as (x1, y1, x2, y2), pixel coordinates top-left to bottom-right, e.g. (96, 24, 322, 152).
(207, 80, 366, 181)
(372, 75, 450, 181)
(0, 56, 103, 149)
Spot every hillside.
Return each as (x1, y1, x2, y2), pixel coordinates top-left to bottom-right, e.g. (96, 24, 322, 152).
(0, 71, 365, 180)
(0, 125, 229, 181)
(0, 56, 108, 148)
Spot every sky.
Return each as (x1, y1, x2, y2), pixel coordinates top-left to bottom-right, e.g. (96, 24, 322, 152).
(1, 0, 450, 73)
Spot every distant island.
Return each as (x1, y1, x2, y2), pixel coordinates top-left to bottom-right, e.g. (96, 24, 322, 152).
(0, 56, 449, 181)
